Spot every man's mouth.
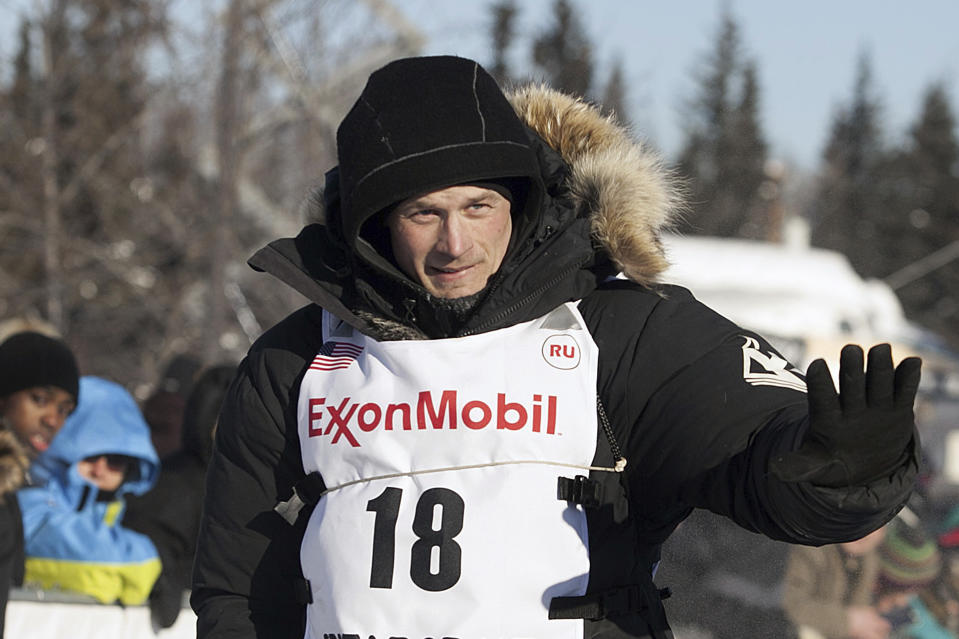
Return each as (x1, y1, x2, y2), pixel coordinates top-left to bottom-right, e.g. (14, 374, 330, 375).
(428, 264, 472, 276)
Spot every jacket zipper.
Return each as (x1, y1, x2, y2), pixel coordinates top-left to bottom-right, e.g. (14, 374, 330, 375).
(597, 396, 627, 471)
(457, 254, 592, 337)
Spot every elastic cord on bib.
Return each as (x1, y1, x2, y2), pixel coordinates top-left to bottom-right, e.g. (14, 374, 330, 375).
(274, 457, 627, 525)
(322, 457, 626, 496)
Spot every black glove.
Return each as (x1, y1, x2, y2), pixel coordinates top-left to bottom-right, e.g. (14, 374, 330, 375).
(769, 343, 922, 487)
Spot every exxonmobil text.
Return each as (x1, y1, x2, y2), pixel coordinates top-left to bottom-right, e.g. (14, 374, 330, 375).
(308, 390, 558, 447)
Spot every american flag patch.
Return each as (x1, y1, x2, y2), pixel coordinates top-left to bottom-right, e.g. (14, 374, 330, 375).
(310, 341, 363, 371)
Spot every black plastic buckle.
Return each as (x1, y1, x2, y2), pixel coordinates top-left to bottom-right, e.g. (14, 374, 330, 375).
(549, 585, 646, 621)
(293, 578, 313, 604)
(557, 475, 603, 508)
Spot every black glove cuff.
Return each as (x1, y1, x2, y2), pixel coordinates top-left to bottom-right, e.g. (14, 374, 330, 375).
(811, 427, 920, 489)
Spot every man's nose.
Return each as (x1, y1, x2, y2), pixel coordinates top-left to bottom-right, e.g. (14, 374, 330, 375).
(438, 213, 471, 257)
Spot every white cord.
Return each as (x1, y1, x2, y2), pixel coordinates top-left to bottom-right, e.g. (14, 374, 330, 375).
(275, 457, 628, 524)
(322, 457, 627, 496)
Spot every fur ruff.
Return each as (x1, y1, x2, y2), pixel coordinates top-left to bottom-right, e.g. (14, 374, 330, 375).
(0, 429, 28, 501)
(507, 85, 683, 285)
(302, 86, 684, 285)
(354, 310, 427, 340)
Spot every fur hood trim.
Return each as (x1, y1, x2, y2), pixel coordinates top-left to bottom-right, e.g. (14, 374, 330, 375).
(0, 430, 28, 498)
(507, 85, 684, 284)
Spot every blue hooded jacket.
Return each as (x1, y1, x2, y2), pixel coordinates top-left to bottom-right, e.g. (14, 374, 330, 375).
(17, 376, 161, 604)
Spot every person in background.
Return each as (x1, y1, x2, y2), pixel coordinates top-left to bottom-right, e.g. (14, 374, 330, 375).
(17, 375, 161, 605)
(874, 517, 950, 639)
(927, 519, 959, 635)
(141, 354, 202, 460)
(0, 330, 79, 636)
(126, 363, 235, 628)
(141, 389, 186, 462)
(782, 525, 889, 639)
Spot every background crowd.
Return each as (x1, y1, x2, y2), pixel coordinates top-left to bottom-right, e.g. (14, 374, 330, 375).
(0, 318, 232, 635)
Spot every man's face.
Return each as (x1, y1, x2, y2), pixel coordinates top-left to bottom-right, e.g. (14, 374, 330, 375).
(0, 386, 76, 459)
(387, 185, 512, 299)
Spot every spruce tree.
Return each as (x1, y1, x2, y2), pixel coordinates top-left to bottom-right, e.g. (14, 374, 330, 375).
(489, 0, 518, 87)
(882, 83, 959, 342)
(810, 52, 886, 276)
(676, 10, 768, 238)
(729, 61, 770, 239)
(600, 58, 630, 125)
(532, 0, 593, 99)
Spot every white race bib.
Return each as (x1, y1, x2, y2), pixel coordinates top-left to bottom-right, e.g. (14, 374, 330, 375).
(297, 303, 599, 639)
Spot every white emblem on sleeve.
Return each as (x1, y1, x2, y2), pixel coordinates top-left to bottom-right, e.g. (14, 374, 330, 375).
(740, 335, 807, 391)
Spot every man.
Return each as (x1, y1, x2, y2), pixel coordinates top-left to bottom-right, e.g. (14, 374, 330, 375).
(192, 56, 921, 639)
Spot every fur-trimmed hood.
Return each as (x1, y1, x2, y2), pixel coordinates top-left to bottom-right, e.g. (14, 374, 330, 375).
(507, 85, 682, 285)
(250, 84, 684, 339)
(298, 85, 682, 285)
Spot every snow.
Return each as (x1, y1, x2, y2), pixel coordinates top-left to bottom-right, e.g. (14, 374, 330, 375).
(659, 234, 914, 369)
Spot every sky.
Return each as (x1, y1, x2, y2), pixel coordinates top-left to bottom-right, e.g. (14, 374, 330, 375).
(1, 0, 957, 173)
(399, 0, 959, 172)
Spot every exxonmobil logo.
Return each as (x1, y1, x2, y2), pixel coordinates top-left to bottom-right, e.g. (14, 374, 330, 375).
(307, 390, 558, 448)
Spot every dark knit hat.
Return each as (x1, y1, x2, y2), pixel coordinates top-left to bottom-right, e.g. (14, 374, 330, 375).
(0, 331, 80, 400)
(878, 519, 942, 591)
(334, 55, 544, 276)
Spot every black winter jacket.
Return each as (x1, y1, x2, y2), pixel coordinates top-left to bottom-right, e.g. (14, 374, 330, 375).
(192, 87, 917, 639)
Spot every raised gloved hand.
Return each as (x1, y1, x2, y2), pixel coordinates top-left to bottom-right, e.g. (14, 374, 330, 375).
(770, 343, 922, 487)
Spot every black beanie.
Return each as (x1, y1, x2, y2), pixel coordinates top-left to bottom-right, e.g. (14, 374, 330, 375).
(0, 331, 80, 400)
(335, 56, 544, 275)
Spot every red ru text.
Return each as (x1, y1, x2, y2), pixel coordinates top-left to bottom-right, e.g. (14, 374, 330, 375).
(549, 344, 576, 358)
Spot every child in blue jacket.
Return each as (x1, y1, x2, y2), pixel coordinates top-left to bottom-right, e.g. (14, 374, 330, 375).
(17, 376, 161, 604)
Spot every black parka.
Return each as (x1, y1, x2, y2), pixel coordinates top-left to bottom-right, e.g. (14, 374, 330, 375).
(192, 84, 917, 639)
